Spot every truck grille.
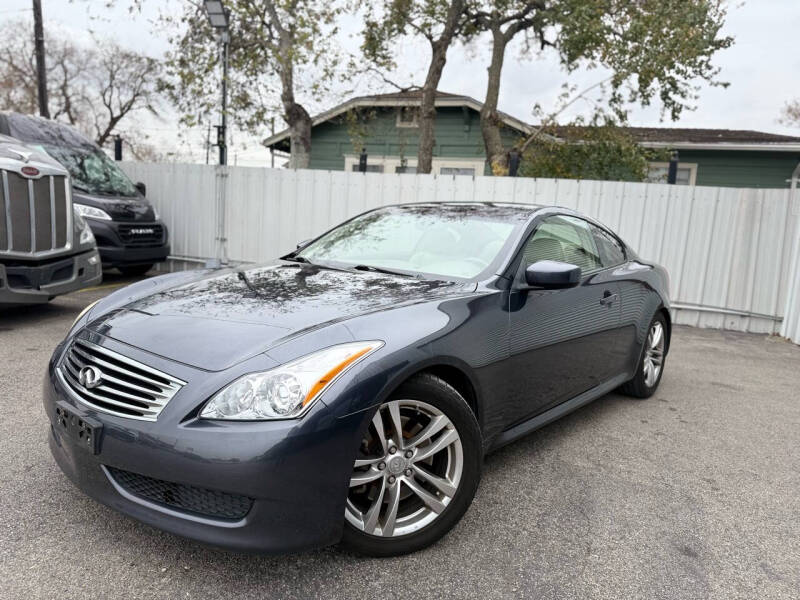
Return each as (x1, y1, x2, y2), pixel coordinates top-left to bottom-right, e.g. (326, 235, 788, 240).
(117, 223, 164, 247)
(107, 467, 253, 520)
(0, 169, 71, 257)
(57, 339, 185, 421)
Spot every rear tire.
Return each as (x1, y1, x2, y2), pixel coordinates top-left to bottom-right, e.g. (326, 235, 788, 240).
(620, 312, 668, 398)
(118, 264, 153, 277)
(340, 374, 482, 557)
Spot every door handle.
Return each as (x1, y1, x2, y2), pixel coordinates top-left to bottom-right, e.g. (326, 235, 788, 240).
(600, 291, 618, 306)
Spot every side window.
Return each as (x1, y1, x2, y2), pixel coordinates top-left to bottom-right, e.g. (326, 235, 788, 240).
(522, 215, 603, 272)
(592, 225, 626, 267)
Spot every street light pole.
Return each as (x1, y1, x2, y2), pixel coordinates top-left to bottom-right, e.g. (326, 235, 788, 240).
(203, 0, 230, 166)
(220, 31, 228, 166)
(203, 0, 231, 265)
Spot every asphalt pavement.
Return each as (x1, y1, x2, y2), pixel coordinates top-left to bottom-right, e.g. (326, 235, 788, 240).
(1, 276, 799, 599)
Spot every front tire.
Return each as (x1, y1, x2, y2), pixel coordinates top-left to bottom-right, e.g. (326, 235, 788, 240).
(340, 374, 482, 557)
(620, 312, 668, 398)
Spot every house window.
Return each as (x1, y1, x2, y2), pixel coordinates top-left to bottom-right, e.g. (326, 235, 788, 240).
(350, 164, 384, 173)
(647, 162, 697, 185)
(344, 155, 484, 175)
(396, 107, 419, 128)
(440, 167, 475, 176)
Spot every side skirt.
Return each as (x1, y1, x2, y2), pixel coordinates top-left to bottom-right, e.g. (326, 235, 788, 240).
(488, 372, 630, 452)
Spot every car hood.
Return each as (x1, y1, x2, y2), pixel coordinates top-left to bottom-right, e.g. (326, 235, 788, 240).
(87, 263, 472, 371)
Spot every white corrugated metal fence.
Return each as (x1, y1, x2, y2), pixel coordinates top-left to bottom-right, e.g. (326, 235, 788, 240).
(120, 162, 800, 342)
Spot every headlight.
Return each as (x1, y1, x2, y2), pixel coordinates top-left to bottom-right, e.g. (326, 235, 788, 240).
(74, 203, 112, 221)
(152, 206, 160, 220)
(71, 299, 99, 328)
(200, 341, 383, 420)
(73, 207, 95, 245)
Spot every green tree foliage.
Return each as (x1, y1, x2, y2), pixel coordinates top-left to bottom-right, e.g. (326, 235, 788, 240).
(780, 100, 800, 128)
(160, 0, 345, 168)
(519, 120, 669, 181)
(468, 0, 733, 174)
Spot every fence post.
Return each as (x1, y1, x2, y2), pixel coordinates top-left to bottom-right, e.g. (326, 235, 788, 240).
(779, 183, 800, 344)
(214, 164, 229, 265)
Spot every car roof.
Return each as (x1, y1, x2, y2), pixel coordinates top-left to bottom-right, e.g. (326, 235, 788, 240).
(375, 201, 583, 222)
(376, 202, 624, 246)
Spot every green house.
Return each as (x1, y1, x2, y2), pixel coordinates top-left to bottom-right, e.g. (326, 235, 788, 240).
(264, 91, 800, 188)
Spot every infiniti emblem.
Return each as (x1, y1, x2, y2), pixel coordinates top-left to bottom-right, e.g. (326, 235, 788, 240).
(78, 365, 103, 389)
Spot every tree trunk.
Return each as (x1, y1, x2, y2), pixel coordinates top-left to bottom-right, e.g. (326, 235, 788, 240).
(481, 28, 509, 175)
(416, 0, 465, 174)
(417, 41, 448, 174)
(278, 47, 312, 169)
(285, 101, 312, 169)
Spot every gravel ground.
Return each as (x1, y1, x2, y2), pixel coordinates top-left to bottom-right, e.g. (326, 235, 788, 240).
(1, 276, 799, 600)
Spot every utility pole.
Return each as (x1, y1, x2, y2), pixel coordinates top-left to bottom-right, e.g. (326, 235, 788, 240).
(32, 0, 49, 118)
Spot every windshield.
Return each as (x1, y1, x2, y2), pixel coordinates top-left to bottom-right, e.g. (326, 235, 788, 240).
(298, 204, 530, 280)
(5, 112, 139, 197)
(40, 144, 139, 197)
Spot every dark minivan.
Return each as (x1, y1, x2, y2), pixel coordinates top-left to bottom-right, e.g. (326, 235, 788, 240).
(0, 113, 169, 275)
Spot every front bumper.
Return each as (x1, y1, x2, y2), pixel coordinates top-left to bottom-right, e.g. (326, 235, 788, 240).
(0, 248, 102, 306)
(43, 343, 369, 553)
(87, 219, 170, 268)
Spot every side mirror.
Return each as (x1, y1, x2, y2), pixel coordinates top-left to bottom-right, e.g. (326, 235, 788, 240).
(135, 181, 146, 196)
(296, 239, 311, 249)
(525, 260, 581, 289)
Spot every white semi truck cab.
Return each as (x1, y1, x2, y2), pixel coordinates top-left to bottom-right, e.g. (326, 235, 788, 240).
(0, 134, 101, 306)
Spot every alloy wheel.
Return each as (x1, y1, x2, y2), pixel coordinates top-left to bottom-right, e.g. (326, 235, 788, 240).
(643, 321, 665, 387)
(345, 399, 464, 538)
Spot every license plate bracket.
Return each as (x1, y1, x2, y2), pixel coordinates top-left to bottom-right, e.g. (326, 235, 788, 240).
(54, 401, 103, 455)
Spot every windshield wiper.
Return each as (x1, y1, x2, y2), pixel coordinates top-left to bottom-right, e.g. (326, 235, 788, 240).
(283, 255, 313, 264)
(71, 180, 93, 193)
(352, 264, 422, 279)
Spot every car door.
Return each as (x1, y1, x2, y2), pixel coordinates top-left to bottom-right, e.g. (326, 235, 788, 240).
(504, 215, 623, 425)
(589, 222, 638, 377)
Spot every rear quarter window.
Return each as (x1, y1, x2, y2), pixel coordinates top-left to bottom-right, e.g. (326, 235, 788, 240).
(592, 226, 626, 267)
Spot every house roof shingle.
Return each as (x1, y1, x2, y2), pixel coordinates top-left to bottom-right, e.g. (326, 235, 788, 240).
(545, 126, 800, 145)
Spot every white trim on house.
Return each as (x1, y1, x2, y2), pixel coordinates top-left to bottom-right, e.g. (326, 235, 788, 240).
(343, 154, 486, 176)
(640, 141, 800, 152)
(647, 161, 698, 185)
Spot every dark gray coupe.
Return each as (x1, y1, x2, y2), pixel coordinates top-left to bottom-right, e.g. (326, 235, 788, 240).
(45, 202, 670, 556)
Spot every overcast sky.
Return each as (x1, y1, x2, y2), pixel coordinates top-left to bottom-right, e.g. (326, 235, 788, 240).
(2, 0, 799, 166)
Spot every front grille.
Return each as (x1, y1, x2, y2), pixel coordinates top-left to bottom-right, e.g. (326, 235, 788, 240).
(117, 223, 164, 247)
(0, 169, 71, 256)
(107, 466, 253, 520)
(58, 339, 185, 421)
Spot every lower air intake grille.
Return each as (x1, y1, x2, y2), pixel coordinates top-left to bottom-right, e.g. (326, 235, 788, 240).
(107, 467, 253, 520)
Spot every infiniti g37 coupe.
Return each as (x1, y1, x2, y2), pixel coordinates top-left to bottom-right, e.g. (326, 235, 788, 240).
(44, 202, 670, 556)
